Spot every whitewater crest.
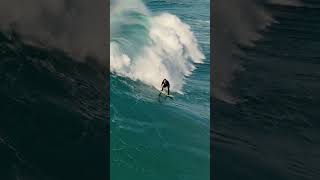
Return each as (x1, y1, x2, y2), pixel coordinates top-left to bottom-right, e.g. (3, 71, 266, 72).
(110, 0, 205, 93)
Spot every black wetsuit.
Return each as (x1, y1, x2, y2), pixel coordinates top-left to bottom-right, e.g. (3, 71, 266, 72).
(161, 79, 170, 95)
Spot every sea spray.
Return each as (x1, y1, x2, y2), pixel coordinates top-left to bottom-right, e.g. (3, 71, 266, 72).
(110, 0, 204, 93)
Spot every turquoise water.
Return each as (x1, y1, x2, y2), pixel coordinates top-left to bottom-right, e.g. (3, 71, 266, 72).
(110, 0, 210, 179)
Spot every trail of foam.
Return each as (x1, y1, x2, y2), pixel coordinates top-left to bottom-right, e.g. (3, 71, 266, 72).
(110, 0, 204, 93)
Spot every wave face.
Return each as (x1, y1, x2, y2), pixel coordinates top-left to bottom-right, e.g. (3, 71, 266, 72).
(213, 0, 320, 180)
(110, 0, 204, 93)
(0, 32, 108, 180)
(110, 0, 210, 180)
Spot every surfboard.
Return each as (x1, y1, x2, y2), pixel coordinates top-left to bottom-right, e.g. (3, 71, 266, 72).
(159, 90, 174, 98)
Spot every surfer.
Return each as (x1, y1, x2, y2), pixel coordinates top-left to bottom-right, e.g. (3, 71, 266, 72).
(161, 79, 170, 95)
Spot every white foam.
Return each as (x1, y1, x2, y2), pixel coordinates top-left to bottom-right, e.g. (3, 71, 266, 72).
(110, 1, 205, 93)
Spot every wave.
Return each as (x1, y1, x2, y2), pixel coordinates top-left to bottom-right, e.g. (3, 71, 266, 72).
(110, 0, 205, 93)
(0, 0, 108, 63)
(212, 0, 305, 103)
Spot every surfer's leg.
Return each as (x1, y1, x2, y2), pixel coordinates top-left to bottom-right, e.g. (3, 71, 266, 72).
(167, 87, 170, 95)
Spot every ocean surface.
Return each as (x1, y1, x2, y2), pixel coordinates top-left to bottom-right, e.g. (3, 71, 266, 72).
(0, 0, 109, 179)
(1, 0, 318, 180)
(110, 0, 210, 179)
(0, 32, 108, 180)
(213, 1, 320, 179)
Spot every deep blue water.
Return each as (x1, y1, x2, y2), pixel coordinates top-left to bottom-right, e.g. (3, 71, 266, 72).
(213, 1, 320, 179)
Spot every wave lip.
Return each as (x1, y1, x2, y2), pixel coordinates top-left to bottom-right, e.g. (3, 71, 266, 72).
(110, 0, 205, 93)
